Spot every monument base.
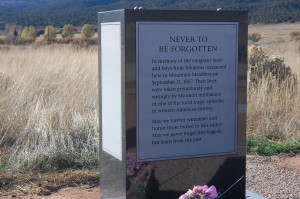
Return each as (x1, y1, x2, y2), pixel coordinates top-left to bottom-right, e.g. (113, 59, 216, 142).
(246, 190, 266, 199)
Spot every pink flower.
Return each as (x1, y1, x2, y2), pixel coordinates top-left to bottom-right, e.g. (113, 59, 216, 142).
(179, 185, 218, 199)
(179, 189, 193, 199)
(179, 192, 190, 199)
(126, 160, 136, 176)
(204, 185, 218, 199)
(179, 194, 188, 199)
(193, 185, 209, 195)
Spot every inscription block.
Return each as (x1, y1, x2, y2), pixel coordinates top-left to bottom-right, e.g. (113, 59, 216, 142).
(98, 9, 248, 199)
(137, 22, 238, 161)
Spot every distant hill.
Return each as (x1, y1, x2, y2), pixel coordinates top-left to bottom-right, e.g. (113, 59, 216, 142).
(0, 0, 300, 26)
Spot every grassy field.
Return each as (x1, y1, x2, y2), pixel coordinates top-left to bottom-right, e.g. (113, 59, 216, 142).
(248, 23, 300, 154)
(0, 23, 299, 194)
(0, 45, 99, 173)
(249, 23, 300, 76)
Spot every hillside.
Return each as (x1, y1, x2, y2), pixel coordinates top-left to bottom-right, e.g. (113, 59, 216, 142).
(0, 0, 300, 26)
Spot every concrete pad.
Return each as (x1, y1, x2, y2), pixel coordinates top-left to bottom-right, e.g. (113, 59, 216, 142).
(246, 190, 266, 199)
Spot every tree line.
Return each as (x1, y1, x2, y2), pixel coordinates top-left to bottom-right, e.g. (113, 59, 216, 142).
(2, 24, 95, 45)
(1, 0, 299, 26)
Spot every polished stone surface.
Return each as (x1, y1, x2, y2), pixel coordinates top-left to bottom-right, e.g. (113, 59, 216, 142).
(99, 9, 248, 199)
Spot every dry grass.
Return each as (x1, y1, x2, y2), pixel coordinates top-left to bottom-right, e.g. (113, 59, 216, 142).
(247, 74, 300, 139)
(263, 41, 300, 78)
(249, 23, 300, 76)
(247, 24, 300, 140)
(290, 31, 300, 42)
(0, 24, 299, 192)
(0, 45, 99, 172)
(248, 32, 262, 42)
(0, 169, 99, 195)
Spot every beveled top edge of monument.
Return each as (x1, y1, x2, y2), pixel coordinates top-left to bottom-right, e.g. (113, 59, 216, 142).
(98, 9, 125, 14)
(98, 9, 247, 22)
(98, 9, 247, 14)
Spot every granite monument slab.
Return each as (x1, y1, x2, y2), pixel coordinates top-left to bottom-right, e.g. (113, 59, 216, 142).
(98, 9, 247, 199)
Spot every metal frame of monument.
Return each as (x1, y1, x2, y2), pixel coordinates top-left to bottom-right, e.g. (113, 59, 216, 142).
(98, 9, 247, 199)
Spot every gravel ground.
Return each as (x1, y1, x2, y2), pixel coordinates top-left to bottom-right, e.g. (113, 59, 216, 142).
(1, 154, 299, 198)
(246, 154, 300, 199)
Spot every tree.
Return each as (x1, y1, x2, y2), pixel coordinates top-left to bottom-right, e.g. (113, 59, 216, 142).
(20, 26, 29, 39)
(18, 26, 29, 43)
(18, 25, 37, 43)
(44, 25, 56, 42)
(5, 24, 18, 44)
(80, 24, 94, 39)
(28, 25, 37, 40)
(62, 24, 75, 38)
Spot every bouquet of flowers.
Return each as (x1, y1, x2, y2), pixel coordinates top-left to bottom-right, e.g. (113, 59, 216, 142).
(126, 153, 152, 183)
(179, 185, 218, 199)
(126, 153, 152, 198)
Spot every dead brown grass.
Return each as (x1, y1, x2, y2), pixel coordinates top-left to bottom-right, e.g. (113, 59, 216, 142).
(290, 31, 300, 42)
(0, 45, 99, 171)
(0, 169, 99, 196)
(248, 23, 300, 139)
(247, 74, 300, 139)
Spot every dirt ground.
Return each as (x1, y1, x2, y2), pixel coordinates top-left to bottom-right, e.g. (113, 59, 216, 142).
(247, 153, 300, 198)
(249, 22, 300, 45)
(277, 153, 300, 170)
(1, 154, 299, 199)
(0, 187, 100, 199)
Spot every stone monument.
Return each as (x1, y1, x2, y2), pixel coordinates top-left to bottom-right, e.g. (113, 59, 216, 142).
(98, 9, 247, 199)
